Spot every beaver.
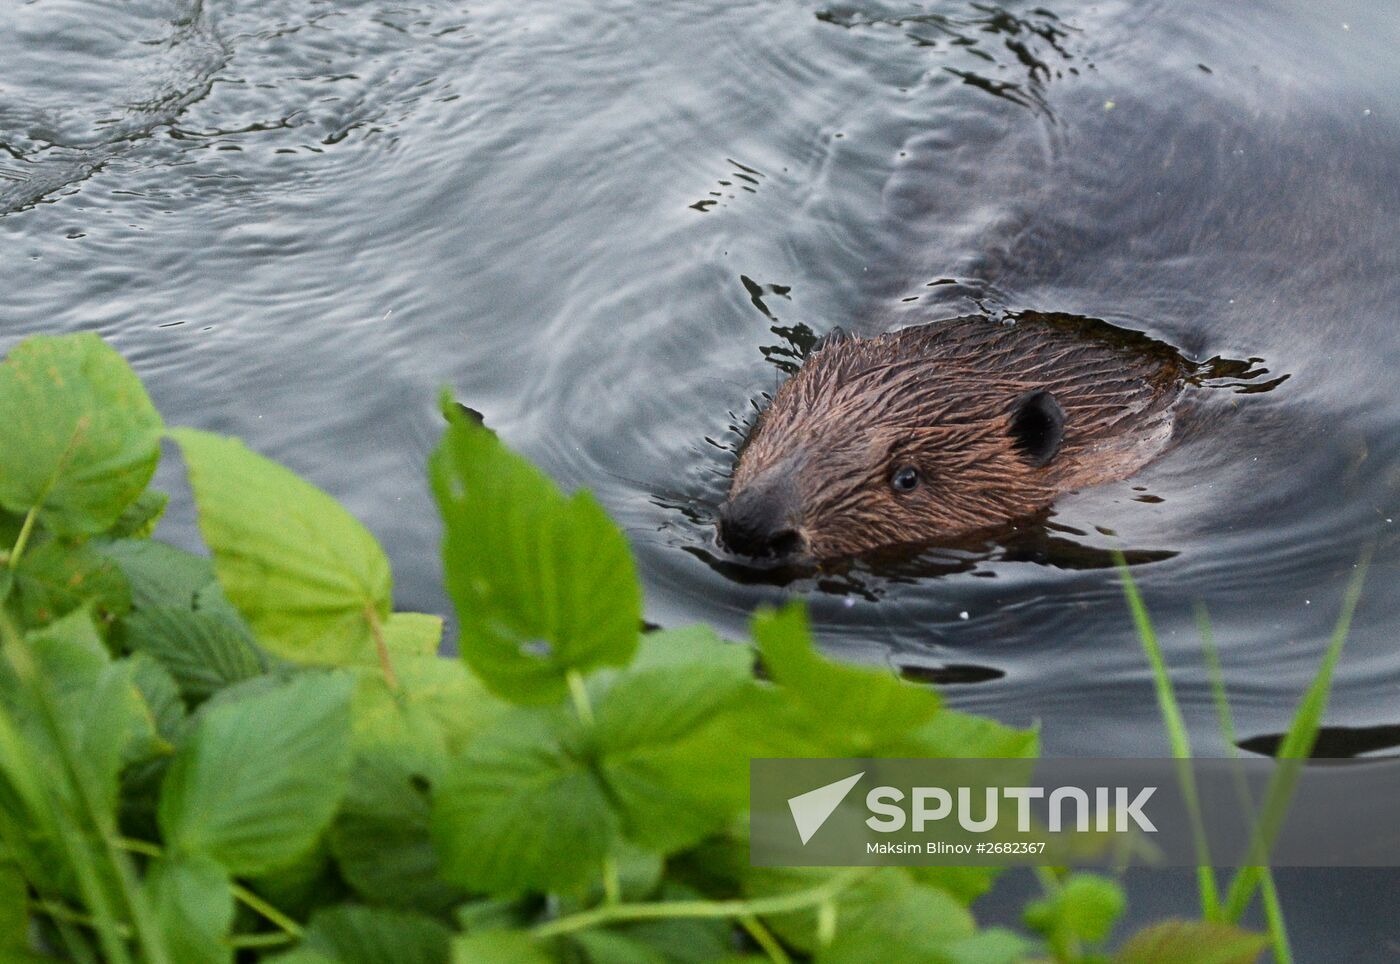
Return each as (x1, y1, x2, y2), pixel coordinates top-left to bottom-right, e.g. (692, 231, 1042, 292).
(717, 313, 1190, 562)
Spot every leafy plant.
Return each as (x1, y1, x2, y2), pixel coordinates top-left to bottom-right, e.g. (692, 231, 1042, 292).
(1116, 552, 1369, 964)
(0, 333, 1265, 961)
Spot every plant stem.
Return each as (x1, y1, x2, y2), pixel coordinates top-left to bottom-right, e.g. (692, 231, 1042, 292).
(230, 882, 304, 938)
(9, 420, 87, 572)
(364, 605, 398, 690)
(0, 617, 101, 964)
(30, 900, 132, 940)
(1221, 550, 1370, 923)
(1197, 607, 1292, 964)
(740, 914, 791, 963)
(115, 837, 162, 858)
(226, 931, 297, 949)
(4, 613, 163, 964)
(1115, 553, 1220, 918)
(601, 854, 621, 905)
(815, 897, 837, 947)
(8, 505, 38, 571)
(533, 868, 872, 939)
(566, 669, 595, 726)
(114, 836, 304, 939)
(1258, 874, 1292, 964)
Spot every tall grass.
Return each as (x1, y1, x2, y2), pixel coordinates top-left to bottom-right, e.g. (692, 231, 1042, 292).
(0, 611, 173, 964)
(1114, 549, 1371, 964)
(1197, 608, 1290, 964)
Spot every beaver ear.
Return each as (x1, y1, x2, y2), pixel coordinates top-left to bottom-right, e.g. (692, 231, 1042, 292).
(1009, 390, 1065, 467)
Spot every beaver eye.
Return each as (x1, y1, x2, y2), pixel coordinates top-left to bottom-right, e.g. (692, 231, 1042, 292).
(890, 465, 920, 493)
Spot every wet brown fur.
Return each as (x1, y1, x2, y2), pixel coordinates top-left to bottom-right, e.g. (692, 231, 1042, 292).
(727, 314, 1187, 560)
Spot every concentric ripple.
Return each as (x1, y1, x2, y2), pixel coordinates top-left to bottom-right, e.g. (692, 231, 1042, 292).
(3, 0, 1400, 783)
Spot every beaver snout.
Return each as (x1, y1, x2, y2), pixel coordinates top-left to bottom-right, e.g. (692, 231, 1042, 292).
(717, 471, 807, 560)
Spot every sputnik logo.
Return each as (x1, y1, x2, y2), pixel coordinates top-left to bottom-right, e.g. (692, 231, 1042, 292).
(787, 772, 864, 845)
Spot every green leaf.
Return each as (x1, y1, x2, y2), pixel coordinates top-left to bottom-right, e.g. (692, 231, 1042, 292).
(452, 930, 556, 964)
(302, 905, 452, 964)
(331, 657, 499, 913)
(349, 673, 448, 773)
(22, 605, 109, 681)
(0, 860, 31, 956)
(571, 931, 668, 964)
(107, 489, 169, 539)
(575, 884, 731, 963)
(751, 604, 940, 753)
(18, 611, 158, 812)
(432, 707, 618, 895)
(429, 407, 641, 703)
(594, 655, 751, 752)
(121, 654, 187, 837)
(593, 637, 756, 852)
(329, 744, 466, 914)
(9, 539, 131, 631)
(1114, 920, 1269, 964)
(158, 673, 354, 874)
(243, 835, 339, 920)
(147, 854, 234, 964)
(895, 709, 1039, 760)
(99, 539, 219, 612)
(937, 928, 1037, 964)
(455, 899, 537, 934)
(392, 651, 510, 757)
(747, 604, 1035, 762)
(128, 652, 185, 742)
(1025, 873, 1125, 957)
(749, 868, 975, 959)
(629, 624, 751, 675)
(193, 673, 287, 716)
(124, 605, 264, 702)
(0, 333, 163, 536)
(546, 843, 662, 919)
(268, 953, 340, 964)
(349, 648, 509, 766)
(906, 866, 1001, 907)
(171, 428, 392, 666)
(84, 662, 161, 806)
(603, 921, 732, 964)
(383, 612, 444, 657)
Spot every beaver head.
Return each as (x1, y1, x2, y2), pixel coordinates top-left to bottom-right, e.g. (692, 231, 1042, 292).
(718, 313, 1188, 563)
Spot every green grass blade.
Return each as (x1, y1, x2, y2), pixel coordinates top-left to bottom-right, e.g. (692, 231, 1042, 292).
(1115, 553, 1220, 918)
(0, 612, 173, 964)
(1221, 550, 1370, 923)
(1197, 606, 1291, 964)
(0, 705, 100, 964)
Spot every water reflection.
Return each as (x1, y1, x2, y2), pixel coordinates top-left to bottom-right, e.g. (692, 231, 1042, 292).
(0, 0, 226, 214)
(2, 0, 1398, 771)
(818, 2, 1086, 118)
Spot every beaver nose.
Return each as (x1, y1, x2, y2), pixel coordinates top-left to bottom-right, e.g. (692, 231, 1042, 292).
(717, 479, 806, 560)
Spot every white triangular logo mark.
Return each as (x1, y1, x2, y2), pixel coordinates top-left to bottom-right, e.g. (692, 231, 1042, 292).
(787, 772, 864, 845)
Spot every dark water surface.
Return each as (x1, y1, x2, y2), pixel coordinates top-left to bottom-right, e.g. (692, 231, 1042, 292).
(4, 0, 1400, 952)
